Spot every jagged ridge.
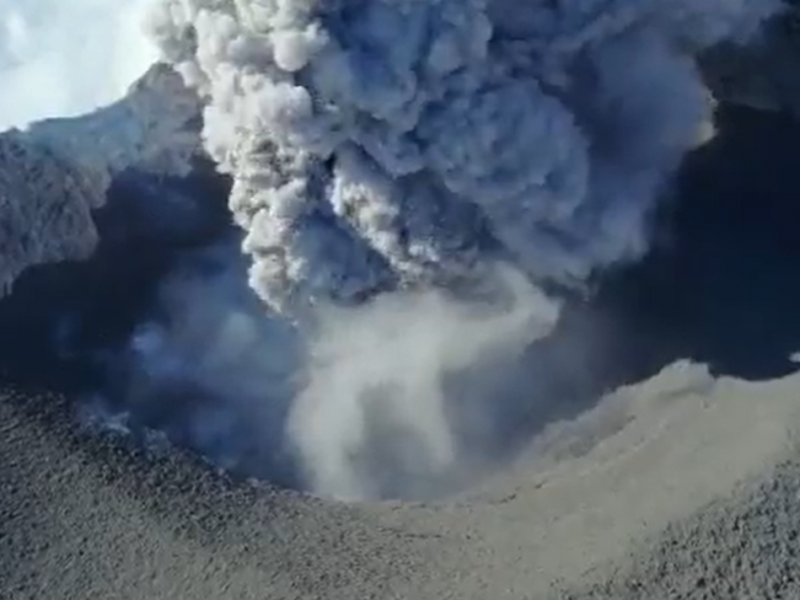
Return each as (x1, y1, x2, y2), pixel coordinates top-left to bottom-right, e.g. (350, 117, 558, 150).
(0, 63, 203, 297)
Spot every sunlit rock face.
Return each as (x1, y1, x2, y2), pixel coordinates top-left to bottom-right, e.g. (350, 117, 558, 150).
(0, 132, 102, 295)
(0, 63, 205, 298)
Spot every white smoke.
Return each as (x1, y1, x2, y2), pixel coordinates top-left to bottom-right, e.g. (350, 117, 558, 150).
(117, 244, 560, 499)
(289, 265, 559, 499)
(0, 0, 158, 131)
(140, 0, 782, 499)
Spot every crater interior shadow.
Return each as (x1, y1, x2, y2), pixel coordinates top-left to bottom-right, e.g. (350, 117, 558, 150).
(0, 105, 799, 499)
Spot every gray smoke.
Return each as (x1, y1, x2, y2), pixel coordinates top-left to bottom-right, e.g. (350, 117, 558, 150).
(146, 0, 779, 310)
(118, 246, 559, 500)
(288, 265, 559, 499)
(136, 0, 782, 499)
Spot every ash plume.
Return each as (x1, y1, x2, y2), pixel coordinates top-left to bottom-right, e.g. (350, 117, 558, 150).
(147, 0, 779, 312)
(130, 0, 783, 499)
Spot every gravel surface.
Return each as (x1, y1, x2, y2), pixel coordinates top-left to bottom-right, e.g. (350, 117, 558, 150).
(3, 362, 799, 600)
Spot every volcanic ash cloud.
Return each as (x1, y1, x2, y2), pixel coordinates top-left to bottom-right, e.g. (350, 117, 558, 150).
(140, 0, 781, 499)
(146, 0, 779, 313)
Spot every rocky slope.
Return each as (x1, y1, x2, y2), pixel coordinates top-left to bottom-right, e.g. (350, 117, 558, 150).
(0, 64, 202, 297)
(0, 133, 102, 294)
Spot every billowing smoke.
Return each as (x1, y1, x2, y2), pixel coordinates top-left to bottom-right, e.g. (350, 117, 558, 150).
(146, 0, 778, 312)
(287, 265, 559, 499)
(123, 0, 783, 499)
(114, 243, 560, 500)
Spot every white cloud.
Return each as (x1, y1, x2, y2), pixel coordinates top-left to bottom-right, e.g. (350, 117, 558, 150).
(0, 0, 159, 131)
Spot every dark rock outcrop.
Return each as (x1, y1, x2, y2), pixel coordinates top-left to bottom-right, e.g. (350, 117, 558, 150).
(0, 63, 204, 297)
